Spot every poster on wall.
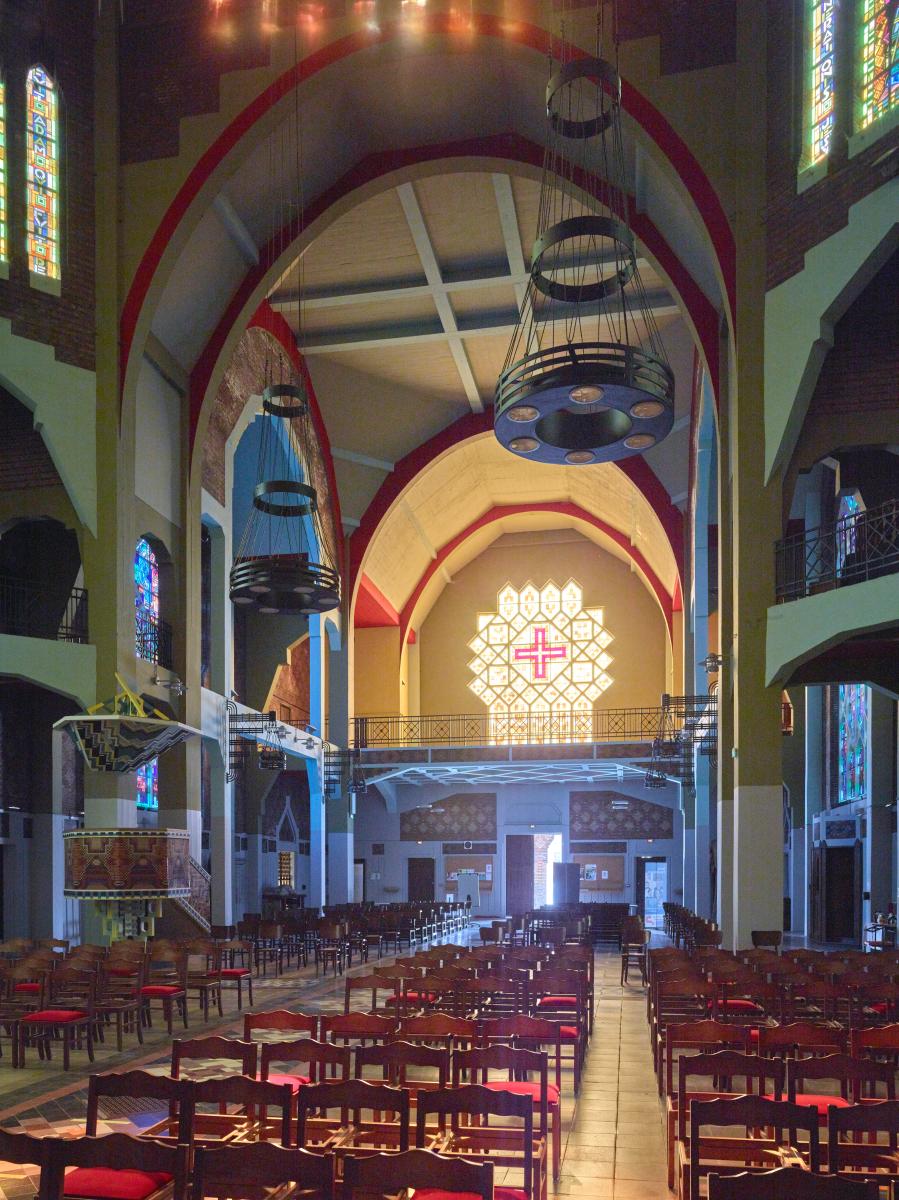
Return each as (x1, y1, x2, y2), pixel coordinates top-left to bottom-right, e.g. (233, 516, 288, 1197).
(581, 863, 597, 881)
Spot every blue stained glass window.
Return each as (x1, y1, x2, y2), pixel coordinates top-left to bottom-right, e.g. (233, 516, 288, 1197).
(136, 759, 158, 810)
(837, 683, 867, 804)
(135, 537, 159, 659)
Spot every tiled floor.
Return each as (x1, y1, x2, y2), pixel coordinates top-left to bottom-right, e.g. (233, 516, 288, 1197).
(0, 940, 671, 1198)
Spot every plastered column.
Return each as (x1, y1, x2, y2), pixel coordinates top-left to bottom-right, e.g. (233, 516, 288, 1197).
(207, 740, 233, 926)
(30, 727, 70, 940)
(157, 738, 202, 859)
(804, 687, 825, 937)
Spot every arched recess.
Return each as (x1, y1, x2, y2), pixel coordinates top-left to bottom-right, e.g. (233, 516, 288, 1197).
(119, 18, 733, 461)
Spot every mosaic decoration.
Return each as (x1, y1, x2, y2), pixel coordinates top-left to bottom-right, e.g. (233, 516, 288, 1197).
(400, 793, 497, 841)
(0, 75, 6, 263)
(569, 790, 674, 840)
(136, 758, 159, 810)
(63, 829, 190, 897)
(837, 683, 867, 804)
(810, 0, 836, 159)
(467, 580, 614, 744)
(26, 66, 59, 279)
(58, 715, 197, 773)
(860, 0, 899, 128)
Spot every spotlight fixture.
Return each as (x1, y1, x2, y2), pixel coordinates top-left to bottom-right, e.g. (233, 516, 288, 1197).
(700, 653, 724, 674)
(643, 768, 668, 789)
(152, 673, 186, 696)
(495, 34, 674, 466)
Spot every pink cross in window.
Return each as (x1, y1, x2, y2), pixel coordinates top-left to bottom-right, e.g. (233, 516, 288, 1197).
(514, 626, 567, 680)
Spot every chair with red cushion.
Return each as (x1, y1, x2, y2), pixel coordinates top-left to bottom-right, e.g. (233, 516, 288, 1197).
(454, 1041, 559, 1183)
(850, 1021, 899, 1061)
(0, 1128, 56, 1198)
(296, 1077, 411, 1155)
(320, 1011, 397, 1048)
(140, 948, 188, 1035)
(709, 1166, 879, 1198)
(190, 1140, 333, 1200)
(786, 1053, 894, 1130)
(397, 1012, 478, 1051)
(95, 963, 145, 1054)
(51, 1132, 188, 1200)
(19, 966, 97, 1071)
(190, 1076, 294, 1145)
(343, 972, 399, 1017)
(828, 1099, 899, 1183)
(216, 939, 254, 1010)
(343, 1146, 491, 1200)
(354, 1039, 449, 1110)
(184, 940, 224, 1023)
(756, 1020, 846, 1060)
(415, 1083, 544, 1200)
(244, 1009, 317, 1042)
(171, 1035, 258, 1080)
(259, 1037, 351, 1093)
(528, 970, 588, 1092)
(86, 1072, 193, 1146)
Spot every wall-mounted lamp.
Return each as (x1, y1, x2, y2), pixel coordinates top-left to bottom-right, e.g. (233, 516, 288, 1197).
(153, 672, 186, 696)
(699, 653, 723, 674)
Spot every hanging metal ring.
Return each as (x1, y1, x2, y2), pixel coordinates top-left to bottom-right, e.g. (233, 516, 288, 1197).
(531, 216, 636, 303)
(253, 480, 318, 517)
(262, 383, 308, 418)
(546, 57, 621, 139)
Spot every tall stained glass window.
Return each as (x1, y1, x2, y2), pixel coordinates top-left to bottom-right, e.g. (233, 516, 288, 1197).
(25, 66, 60, 279)
(0, 76, 7, 263)
(810, 0, 837, 160)
(835, 490, 864, 578)
(135, 537, 159, 660)
(860, 0, 899, 128)
(837, 683, 867, 804)
(136, 759, 159, 810)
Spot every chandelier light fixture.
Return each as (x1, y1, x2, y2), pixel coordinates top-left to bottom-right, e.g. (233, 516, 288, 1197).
(495, 10, 675, 466)
(229, 7, 340, 616)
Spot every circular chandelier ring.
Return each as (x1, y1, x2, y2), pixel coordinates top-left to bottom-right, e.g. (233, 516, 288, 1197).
(253, 479, 318, 518)
(531, 215, 636, 304)
(546, 56, 622, 140)
(262, 383, 308, 419)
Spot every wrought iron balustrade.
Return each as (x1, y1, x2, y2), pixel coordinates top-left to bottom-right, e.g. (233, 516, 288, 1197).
(352, 707, 673, 749)
(775, 498, 899, 601)
(0, 576, 89, 643)
(135, 609, 174, 669)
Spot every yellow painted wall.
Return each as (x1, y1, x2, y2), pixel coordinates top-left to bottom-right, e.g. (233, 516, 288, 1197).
(418, 530, 668, 715)
(354, 626, 401, 713)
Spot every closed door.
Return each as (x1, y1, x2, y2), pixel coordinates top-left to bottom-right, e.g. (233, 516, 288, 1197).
(506, 835, 535, 915)
(407, 857, 435, 902)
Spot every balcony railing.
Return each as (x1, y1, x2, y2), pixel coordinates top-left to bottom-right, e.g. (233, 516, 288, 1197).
(353, 707, 670, 749)
(0, 576, 89, 644)
(775, 499, 899, 602)
(136, 609, 174, 669)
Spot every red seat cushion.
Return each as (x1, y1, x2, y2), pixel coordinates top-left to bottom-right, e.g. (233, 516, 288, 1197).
(763, 1092, 849, 1114)
(404, 990, 437, 1003)
(14, 982, 42, 993)
(868, 1002, 889, 1015)
(64, 1168, 172, 1200)
(415, 1190, 527, 1200)
(106, 966, 139, 977)
(559, 1025, 579, 1039)
(484, 1079, 560, 1104)
(220, 968, 250, 977)
(23, 1009, 86, 1023)
(536, 995, 577, 1008)
(141, 985, 183, 997)
(707, 998, 764, 1013)
(258, 1072, 310, 1092)
(749, 1028, 760, 1045)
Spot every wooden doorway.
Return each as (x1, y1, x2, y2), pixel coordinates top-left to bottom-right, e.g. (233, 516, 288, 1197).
(407, 857, 435, 902)
(505, 835, 535, 916)
(811, 840, 863, 944)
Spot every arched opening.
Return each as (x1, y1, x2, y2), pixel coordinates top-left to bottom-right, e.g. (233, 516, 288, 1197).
(134, 534, 174, 669)
(0, 516, 85, 643)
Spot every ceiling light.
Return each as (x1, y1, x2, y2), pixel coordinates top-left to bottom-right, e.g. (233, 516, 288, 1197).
(508, 406, 540, 422)
(509, 436, 539, 453)
(565, 450, 595, 465)
(623, 433, 656, 450)
(630, 400, 665, 419)
(569, 385, 605, 405)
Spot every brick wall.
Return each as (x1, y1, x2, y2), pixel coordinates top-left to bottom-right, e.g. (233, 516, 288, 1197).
(767, 0, 899, 290)
(0, 0, 95, 371)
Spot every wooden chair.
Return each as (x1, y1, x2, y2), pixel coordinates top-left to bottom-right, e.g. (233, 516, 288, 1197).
(190, 1141, 333, 1200)
(750, 930, 782, 952)
(0, 1129, 55, 1200)
(397, 1013, 478, 1050)
(786, 1052, 895, 1117)
(218, 940, 255, 1010)
(354, 1039, 449, 1101)
(141, 948, 188, 1035)
(481, 1014, 565, 1101)
(620, 917, 649, 985)
(662, 1019, 751, 1099)
(295, 1077, 410, 1155)
(19, 966, 96, 1070)
(171, 1035, 258, 1079)
(828, 1100, 899, 1184)
(343, 973, 395, 1015)
(85, 1071, 194, 1143)
(709, 1167, 879, 1198)
(756, 1020, 846, 1059)
(415, 1084, 544, 1200)
(679, 1094, 821, 1200)
(95, 963, 145, 1053)
(342, 1146, 492, 1200)
(50, 1132, 188, 1200)
(244, 1011, 318, 1042)
(320, 1012, 397, 1047)
(184, 941, 224, 1023)
(851, 1022, 899, 1061)
(191, 1077, 294, 1145)
(259, 1038, 351, 1091)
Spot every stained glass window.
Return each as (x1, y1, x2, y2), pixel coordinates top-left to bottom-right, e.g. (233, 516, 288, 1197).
(25, 66, 60, 280)
(860, 0, 899, 128)
(136, 759, 159, 810)
(836, 490, 864, 577)
(135, 537, 159, 660)
(837, 683, 867, 804)
(467, 580, 614, 745)
(0, 76, 7, 263)
(810, 0, 837, 160)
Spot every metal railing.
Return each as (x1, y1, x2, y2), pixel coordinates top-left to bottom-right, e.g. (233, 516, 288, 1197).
(0, 576, 89, 643)
(775, 498, 899, 602)
(135, 609, 174, 669)
(353, 707, 669, 749)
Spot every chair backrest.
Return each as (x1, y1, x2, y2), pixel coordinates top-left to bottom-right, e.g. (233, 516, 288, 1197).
(397, 1013, 478, 1047)
(86, 1071, 193, 1141)
(171, 1036, 258, 1079)
(48, 966, 97, 1010)
(192, 1077, 294, 1146)
(0, 1129, 55, 1200)
(343, 1148, 491, 1200)
(243, 1010, 318, 1040)
(354, 1039, 449, 1089)
(850, 1022, 899, 1057)
(48, 1134, 188, 1200)
(691, 1095, 821, 1175)
(750, 930, 782, 950)
(320, 1012, 397, 1045)
(708, 1166, 878, 1198)
(828, 1098, 899, 1163)
(757, 1021, 845, 1056)
(344, 973, 393, 1013)
(190, 1141, 333, 1200)
(260, 1038, 351, 1084)
(664, 1020, 750, 1095)
(677, 1052, 785, 1142)
(295, 1078, 411, 1151)
(788, 1052, 896, 1103)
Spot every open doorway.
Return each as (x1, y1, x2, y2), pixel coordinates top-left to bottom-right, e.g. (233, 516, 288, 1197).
(537, 834, 564, 906)
(636, 856, 668, 929)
